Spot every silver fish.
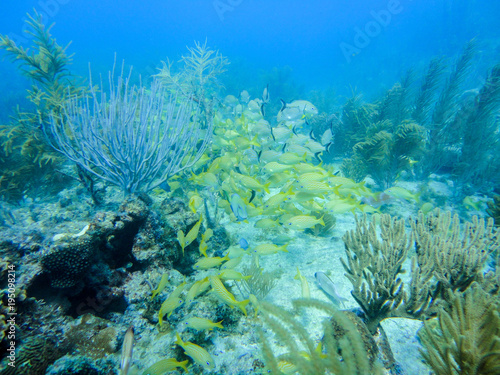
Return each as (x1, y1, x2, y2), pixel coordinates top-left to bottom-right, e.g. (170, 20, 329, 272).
(120, 326, 134, 375)
(314, 272, 349, 307)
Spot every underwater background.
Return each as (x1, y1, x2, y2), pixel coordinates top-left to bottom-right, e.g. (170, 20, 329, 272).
(1, 0, 500, 374)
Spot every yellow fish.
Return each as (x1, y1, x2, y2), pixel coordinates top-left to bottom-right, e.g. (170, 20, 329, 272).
(295, 180, 332, 194)
(253, 243, 289, 256)
(262, 162, 293, 174)
(209, 276, 249, 316)
(181, 215, 203, 255)
(463, 196, 482, 211)
(193, 254, 230, 270)
(283, 215, 325, 230)
(177, 230, 186, 255)
(186, 277, 210, 304)
(294, 162, 324, 174)
(255, 218, 280, 229)
(217, 269, 252, 281)
(263, 187, 294, 209)
(296, 172, 329, 185)
(158, 281, 186, 325)
(278, 152, 307, 165)
(188, 193, 203, 214)
(142, 358, 189, 375)
(420, 202, 434, 214)
(232, 171, 271, 193)
(183, 317, 224, 331)
(220, 255, 244, 269)
(198, 228, 213, 257)
(151, 273, 169, 300)
(175, 333, 215, 370)
(294, 267, 310, 298)
(384, 186, 421, 203)
(324, 199, 359, 214)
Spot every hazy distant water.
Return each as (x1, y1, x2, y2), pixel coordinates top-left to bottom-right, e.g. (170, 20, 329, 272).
(1, 0, 500, 110)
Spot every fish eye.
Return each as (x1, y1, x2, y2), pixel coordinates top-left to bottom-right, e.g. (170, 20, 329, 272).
(206, 361, 211, 365)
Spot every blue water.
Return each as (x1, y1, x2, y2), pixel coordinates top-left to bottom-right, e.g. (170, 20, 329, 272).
(2, 0, 500, 114)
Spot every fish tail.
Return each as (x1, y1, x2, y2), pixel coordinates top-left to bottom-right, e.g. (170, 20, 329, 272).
(415, 191, 422, 205)
(319, 214, 325, 226)
(179, 360, 189, 372)
(263, 182, 271, 194)
(279, 98, 287, 112)
(215, 320, 224, 329)
(294, 267, 301, 280)
(237, 299, 250, 316)
(175, 332, 184, 346)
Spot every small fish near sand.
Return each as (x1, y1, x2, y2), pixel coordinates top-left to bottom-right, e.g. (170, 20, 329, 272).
(314, 272, 349, 307)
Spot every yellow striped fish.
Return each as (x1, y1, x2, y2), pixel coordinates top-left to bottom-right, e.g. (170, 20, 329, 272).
(209, 276, 249, 316)
(158, 281, 186, 325)
(252, 243, 289, 256)
(183, 317, 224, 331)
(283, 215, 325, 230)
(186, 277, 210, 304)
(142, 358, 189, 375)
(175, 333, 215, 370)
(294, 267, 310, 298)
(193, 254, 230, 270)
(151, 273, 169, 300)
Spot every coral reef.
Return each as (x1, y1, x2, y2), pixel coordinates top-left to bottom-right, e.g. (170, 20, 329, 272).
(419, 285, 500, 375)
(0, 337, 63, 375)
(341, 213, 412, 333)
(0, 12, 83, 201)
(41, 236, 97, 288)
(259, 298, 383, 374)
(486, 195, 500, 227)
(341, 211, 500, 335)
(335, 41, 500, 196)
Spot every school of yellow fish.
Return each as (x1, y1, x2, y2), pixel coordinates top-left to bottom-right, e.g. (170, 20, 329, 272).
(146, 90, 426, 373)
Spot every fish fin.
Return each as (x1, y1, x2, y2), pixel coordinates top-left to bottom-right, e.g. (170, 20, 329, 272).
(326, 142, 334, 154)
(279, 98, 287, 112)
(263, 182, 271, 194)
(309, 129, 316, 141)
(318, 214, 325, 226)
(249, 190, 256, 204)
(179, 360, 189, 372)
(260, 103, 266, 117)
(294, 267, 301, 280)
(237, 299, 250, 316)
(175, 332, 184, 346)
(314, 152, 323, 163)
